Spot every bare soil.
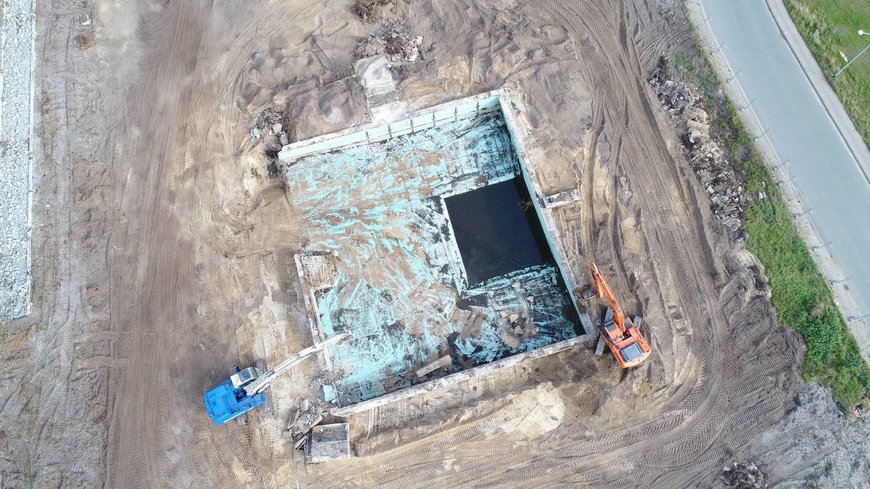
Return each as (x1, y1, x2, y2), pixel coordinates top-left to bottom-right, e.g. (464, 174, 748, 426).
(0, 0, 846, 487)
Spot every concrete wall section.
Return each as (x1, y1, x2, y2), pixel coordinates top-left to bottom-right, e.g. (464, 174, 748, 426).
(500, 92, 586, 333)
(330, 331, 597, 417)
(279, 92, 503, 162)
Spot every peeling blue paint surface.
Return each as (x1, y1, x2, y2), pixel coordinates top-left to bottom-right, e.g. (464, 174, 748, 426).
(286, 110, 579, 407)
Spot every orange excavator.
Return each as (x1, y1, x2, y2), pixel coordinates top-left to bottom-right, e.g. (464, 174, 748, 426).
(588, 261, 651, 368)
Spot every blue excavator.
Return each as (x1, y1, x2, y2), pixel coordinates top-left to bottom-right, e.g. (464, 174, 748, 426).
(204, 331, 350, 425)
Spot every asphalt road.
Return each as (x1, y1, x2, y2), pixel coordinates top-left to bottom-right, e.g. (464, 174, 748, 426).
(699, 0, 870, 323)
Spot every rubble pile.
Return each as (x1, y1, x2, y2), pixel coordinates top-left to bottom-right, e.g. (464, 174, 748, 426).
(496, 281, 536, 349)
(285, 399, 328, 449)
(649, 57, 745, 229)
(720, 462, 768, 489)
(684, 105, 745, 229)
(251, 107, 290, 146)
(354, 19, 423, 62)
(352, 0, 395, 23)
(648, 56, 696, 116)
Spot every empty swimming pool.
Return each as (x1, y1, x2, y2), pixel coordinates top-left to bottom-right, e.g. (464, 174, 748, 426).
(281, 91, 584, 411)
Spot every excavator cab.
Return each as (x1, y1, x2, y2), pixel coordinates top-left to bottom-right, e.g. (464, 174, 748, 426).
(617, 342, 645, 365)
(204, 378, 266, 425)
(230, 366, 260, 388)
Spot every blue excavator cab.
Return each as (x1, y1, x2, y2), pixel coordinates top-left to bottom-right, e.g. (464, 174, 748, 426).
(203, 379, 266, 425)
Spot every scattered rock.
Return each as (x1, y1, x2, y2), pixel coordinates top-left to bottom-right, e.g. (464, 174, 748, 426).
(354, 19, 423, 63)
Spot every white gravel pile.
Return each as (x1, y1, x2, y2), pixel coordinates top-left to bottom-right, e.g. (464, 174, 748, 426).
(0, 0, 34, 320)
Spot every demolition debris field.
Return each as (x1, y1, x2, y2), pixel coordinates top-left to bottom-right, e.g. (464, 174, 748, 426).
(1, 0, 868, 487)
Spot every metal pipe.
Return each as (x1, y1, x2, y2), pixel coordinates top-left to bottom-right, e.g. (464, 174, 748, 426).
(834, 41, 870, 78)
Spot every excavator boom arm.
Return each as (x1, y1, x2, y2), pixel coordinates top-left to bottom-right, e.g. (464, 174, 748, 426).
(588, 262, 625, 330)
(246, 331, 351, 395)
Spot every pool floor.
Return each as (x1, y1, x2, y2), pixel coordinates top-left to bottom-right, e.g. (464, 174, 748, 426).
(286, 109, 579, 408)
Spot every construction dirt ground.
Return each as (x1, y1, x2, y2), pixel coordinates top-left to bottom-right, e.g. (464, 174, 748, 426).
(1, 0, 868, 487)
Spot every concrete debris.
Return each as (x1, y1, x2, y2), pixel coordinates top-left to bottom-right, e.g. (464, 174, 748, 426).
(648, 56, 697, 116)
(454, 308, 487, 340)
(285, 398, 328, 448)
(594, 335, 606, 356)
(295, 251, 339, 292)
(353, 54, 407, 123)
(352, 0, 395, 23)
(495, 282, 536, 348)
(720, 462, 768, 489)
(649, 57, 745, 230)
(252, 107, 290, 145)
(354, 19, 423, 63)
(305, 423, 351, 463)
(542, 188, 581, 209)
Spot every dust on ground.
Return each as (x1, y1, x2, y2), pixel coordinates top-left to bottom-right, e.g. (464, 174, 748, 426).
(0, 0, 859, 487)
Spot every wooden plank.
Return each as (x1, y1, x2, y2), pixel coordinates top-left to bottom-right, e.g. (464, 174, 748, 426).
(415, 355, 452, 378)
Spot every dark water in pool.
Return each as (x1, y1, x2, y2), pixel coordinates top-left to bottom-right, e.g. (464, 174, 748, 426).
(445, 177, 554, 286)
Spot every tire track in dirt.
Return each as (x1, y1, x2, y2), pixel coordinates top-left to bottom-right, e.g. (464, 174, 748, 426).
(104, 2, 210, 487)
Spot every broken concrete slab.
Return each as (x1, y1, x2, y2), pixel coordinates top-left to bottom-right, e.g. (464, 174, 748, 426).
(306, 423, 351, 463)
(354, 55, 407, 123)
(542, 188, 581, 209)
(595, 335, 606, 357)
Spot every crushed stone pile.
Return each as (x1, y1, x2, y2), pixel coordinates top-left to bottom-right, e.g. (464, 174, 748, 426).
(649, 56, 745, 230)
(354, 19, 423, 62)
(720, 462, 768, 489)
(0, 0, 36, 320)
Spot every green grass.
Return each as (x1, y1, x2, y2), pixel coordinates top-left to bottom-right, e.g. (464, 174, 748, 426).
(673, 44, 870, 410)
(783, 0, 870, 147)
